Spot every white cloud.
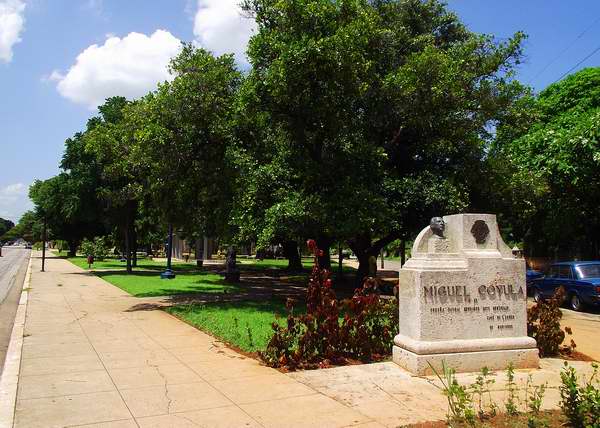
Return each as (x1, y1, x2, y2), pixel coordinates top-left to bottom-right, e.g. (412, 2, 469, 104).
(50, 30, 182, 109)
(193, 0, 256, 66)
(0, 0, 26, 63)
(0, 183, 31, 222)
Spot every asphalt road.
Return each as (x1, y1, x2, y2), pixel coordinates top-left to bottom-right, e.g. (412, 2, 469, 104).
(0, 246, 30, 374)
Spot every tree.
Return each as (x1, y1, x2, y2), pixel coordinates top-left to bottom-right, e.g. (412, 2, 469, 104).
(0, 218, 15, 240)
(132, 45, 242, 246)
(2, 211, 43, 243)
(492, 67, 600, 259)
(84, 97, 145, 272)
(29, 173, 104, 256)
(239, 0, 526, 281)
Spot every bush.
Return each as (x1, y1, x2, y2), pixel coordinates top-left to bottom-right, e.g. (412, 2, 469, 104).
(527, 287, 575, 357)
(93, 237, 109, 261)
(259, 239, 398, 370)
(560, 362, 600, 427)
(80, 239, 95, 258)
(80, 237, 110, 261)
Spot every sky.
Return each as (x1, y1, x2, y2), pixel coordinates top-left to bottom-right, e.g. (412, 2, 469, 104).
(1, 0, 599, 223)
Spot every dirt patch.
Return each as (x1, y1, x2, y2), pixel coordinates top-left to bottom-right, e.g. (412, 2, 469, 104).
(408, 410, 566, 428)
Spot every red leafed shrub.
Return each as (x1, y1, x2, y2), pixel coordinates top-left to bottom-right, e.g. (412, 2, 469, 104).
(259, 240, 399, 370)
(527, 287, 575, 357)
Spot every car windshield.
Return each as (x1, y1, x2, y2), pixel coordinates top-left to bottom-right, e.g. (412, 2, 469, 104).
(575, 264, 600, 279)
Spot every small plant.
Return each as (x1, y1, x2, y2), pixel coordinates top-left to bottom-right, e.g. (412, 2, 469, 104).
(505, 363, 519, 416)
(246, 322, 254, 348)
(430, 361, 476, 425)
(527, 287, 575, 357)
(559, 362, 600, 428)
(471, 366, 496, 419)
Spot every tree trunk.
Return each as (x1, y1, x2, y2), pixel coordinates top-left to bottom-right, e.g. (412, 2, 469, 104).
(124, 225, 132, 274)
(282, 240, 302, 271)
(67, 239, 78, 257)
(131, 226, 138, 267)
(349, 232, 401, 286)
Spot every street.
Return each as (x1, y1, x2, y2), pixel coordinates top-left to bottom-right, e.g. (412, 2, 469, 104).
(0, 246, 30, 374)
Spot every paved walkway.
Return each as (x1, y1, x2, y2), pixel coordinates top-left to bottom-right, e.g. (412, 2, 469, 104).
(8, 253, 598, 427)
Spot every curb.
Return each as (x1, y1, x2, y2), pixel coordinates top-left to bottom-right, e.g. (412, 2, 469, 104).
(0, 256, 32, 428)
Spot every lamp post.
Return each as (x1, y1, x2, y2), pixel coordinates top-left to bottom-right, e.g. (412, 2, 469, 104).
(160, 224, 176, 279)
(41, 217, 47, 272)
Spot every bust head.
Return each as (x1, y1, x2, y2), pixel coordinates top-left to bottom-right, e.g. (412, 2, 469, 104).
(429, 217, 445, 238)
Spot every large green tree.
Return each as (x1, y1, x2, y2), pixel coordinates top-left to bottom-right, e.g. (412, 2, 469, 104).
(238, 0, 526, 279)
(132, 45, 242, 244)
(83, 97, 146, 272)
(492, 67, 600, 259)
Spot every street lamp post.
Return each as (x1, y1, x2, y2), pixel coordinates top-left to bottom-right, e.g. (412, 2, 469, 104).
(41, 217, 47, 272)
(160, 224, 176, 279)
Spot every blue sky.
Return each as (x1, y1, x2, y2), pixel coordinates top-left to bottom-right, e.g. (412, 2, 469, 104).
(1, 0, 599, 223)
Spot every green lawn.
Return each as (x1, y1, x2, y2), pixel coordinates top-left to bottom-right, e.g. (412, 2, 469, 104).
(166, 300, 303, 352)
(95, 270, 240, 298)
(58, 254, 354, 298)
(56, 254, 197, 271)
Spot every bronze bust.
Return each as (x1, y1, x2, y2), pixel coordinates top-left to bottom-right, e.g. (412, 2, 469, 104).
(429, 217, 445, 238)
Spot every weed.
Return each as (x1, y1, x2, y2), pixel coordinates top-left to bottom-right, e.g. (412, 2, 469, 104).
(505, 363, 520, 416)
(560, 362, 600, 427)
(429, 361, 476, 425)
(471, 366, 497, 419)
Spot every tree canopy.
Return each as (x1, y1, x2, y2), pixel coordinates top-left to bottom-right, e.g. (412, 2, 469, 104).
(492, 67, 600, 259)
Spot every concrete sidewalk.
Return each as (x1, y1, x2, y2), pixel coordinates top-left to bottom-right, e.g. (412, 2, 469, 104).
(6, 253, 597, 428)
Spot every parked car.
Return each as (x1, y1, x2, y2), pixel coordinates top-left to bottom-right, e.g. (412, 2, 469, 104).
(529, 261, 600, 311)
(526, 268, 544, 287)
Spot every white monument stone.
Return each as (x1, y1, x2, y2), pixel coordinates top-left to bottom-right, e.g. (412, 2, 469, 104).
(393, 213, 539, 375)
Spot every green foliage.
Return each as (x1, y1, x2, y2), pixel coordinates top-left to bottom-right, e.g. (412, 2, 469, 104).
(559, 362, 600, 428)
(80, 239, 95, 258)
(472, 367, 497, 419)
(492, 67, 600, 258)
(2, 211, 43, 243)
(0, 218, 14, 239)
(505, 363, 519, 416)
(133, 44, 242, 239)
(430, 361, 476, 425)
(527, 287, 575, 357)
(80, 236, 110, 261)
(235, 0, 527, 276)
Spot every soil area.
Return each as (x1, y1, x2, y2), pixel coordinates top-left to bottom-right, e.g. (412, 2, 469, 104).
(408, 410, 566, 428)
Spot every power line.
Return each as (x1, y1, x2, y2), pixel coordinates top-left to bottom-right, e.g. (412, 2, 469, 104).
(552, 43, 600, 84)
(530, 15, 600, 82)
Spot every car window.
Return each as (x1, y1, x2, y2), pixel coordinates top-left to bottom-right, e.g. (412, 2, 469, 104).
(558, 266, 573, 279)
(547, 266, 560, 278)
(576, 264, 600, 279)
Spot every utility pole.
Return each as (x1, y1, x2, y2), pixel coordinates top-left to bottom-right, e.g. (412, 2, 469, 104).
(41, 217, 47, 272)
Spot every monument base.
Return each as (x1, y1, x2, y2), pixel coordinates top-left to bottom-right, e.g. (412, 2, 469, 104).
(393, 345, 539, 376)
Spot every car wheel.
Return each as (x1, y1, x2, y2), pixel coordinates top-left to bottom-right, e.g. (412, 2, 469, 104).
(533, 289, 542, 303)
(569, 294, 583, 312)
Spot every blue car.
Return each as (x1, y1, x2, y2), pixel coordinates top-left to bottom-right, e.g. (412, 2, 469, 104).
(526, 268, 544, 286)
(529, 261, 600, 311)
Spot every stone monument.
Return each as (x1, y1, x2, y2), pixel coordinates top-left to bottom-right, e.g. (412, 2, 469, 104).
(393, 213, 539, 375)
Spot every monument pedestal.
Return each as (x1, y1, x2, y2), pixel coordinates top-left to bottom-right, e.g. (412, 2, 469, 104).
(393, 335, 539, 375)
(394, 214, 539, 375)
